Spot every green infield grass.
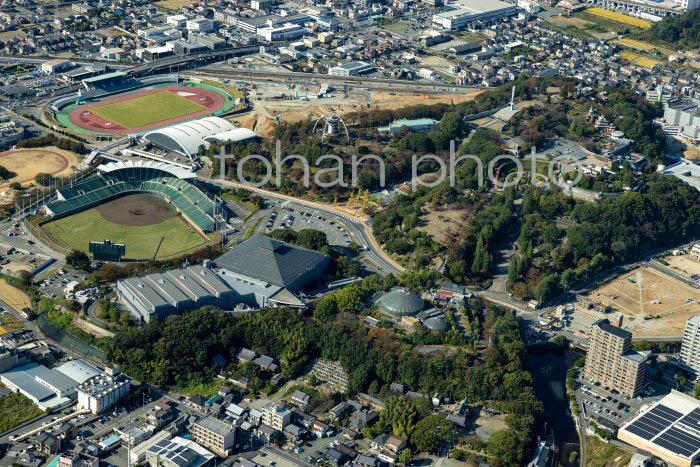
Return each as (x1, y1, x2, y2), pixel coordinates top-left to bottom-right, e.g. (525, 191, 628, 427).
(41, 208, 207, 259)
(90, 91, 206, 129)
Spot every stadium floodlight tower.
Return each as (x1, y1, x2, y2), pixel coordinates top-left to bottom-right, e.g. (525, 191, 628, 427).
(312, 113, 349, 143)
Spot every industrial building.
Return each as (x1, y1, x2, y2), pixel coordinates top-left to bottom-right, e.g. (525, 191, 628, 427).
(0, 359, 126, 412)
(328, 61, 375, 77)
(377, 118, 441, 135)
(116, 265, 238, 323)
(432, 0, 518, 30)
(663, 100, 700, 144)
(618, 391, 700, 467)
(582, 319, 647, 397)
(117, 235, 329, 321)
(76, 366, 131, 414)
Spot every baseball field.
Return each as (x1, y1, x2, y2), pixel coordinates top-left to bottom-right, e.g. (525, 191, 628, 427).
(90, 91, 207, 129)
(41, 195, 208, 259)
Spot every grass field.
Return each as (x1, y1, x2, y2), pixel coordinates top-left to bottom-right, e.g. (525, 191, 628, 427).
(42, 208, 207, 259)
(621, 51, 662, 68)
(0, 390, 43, 432)
(154, 0, 195, 10)
(620, 38, 656, 50)
(586, 436, 633, 467)
(91, 91, 206, 129)
(587, 7, 652, 29)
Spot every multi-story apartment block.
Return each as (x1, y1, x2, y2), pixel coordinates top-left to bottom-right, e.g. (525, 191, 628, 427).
(261, 402, 292, 430)
(681, 315, 700, 374)
(583, 319, 647, 397)
(310, 359, 348, 392)
(192, 416, 236, 457)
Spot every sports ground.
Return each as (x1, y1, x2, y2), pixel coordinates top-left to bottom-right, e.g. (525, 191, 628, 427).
(582, 266, 700, 337)
(41, 194, 209, 260)
(59, 82, 235, 135)
(0, 148, 79, 190)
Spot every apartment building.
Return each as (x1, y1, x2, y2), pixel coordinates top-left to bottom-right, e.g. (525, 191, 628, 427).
(261, 402, 292, 430)
(681, 315, 700, 374)
(191, 416, 236, 457)
(583, 319, 647, 397)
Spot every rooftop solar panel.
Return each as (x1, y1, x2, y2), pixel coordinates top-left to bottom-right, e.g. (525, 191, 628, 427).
(655, 427, 700, 458)
(653, 404, 684, 421)
(680, 408, 700, 430)
(626, 424, 657, 440)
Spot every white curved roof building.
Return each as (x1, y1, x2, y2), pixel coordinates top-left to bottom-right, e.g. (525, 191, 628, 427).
(143, 117, 259, 158)
(56, 359, 102, 384)
(205, 128, 259, 144)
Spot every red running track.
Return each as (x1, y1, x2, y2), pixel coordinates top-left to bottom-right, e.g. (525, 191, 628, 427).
(69, 84, 227, 135)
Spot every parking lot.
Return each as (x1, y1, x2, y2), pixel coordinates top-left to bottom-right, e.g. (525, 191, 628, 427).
(38, 268, 87, 300)
(577, 375, 670, 427)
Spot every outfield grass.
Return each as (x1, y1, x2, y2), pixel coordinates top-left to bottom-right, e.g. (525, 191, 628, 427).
(42, 209, 207, 259)
(91, 91, 206, 129)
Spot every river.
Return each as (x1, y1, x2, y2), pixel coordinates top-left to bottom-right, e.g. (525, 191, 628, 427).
(527, 349, 583, 467)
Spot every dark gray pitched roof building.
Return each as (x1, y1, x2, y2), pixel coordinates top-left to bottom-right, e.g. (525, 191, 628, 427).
(213, 235, 329, 291)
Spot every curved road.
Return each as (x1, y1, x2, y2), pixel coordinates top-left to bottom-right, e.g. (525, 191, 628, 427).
(202, 177, 406, 276)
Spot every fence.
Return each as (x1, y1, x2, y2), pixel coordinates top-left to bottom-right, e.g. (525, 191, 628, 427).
(649, 259, 700, 289)
(36, 312, 108, 363)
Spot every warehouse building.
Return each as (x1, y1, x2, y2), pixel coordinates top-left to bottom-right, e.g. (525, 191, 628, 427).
(432, 0, 518, 30)
(619, 391, 700, 467)
(328, 61, 374, 76)
(117, 236, 329, 321)
(116, 264, 238, 323)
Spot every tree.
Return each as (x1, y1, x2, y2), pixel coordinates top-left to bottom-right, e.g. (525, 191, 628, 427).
(335, 285, 363, 313)
(410, 415, 455, 453)
(66, 250, 90, 270)
(0, 165, 9, 180)
(487, 430, 524, 467)
(399, 448, 413, 465)
(314, 294, 338, 322)
(9, 182, 21, 190)
(35, 173, 53, 186)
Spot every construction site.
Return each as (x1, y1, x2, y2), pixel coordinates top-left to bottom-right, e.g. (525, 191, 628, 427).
(229, 80, 484, 138)
(574, 266, 700, 338)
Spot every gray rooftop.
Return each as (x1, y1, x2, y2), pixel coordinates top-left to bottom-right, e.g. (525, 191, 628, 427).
(213, 235, 328, 289)
(195, 416, 234, 437)
(594, 319, 631, 340)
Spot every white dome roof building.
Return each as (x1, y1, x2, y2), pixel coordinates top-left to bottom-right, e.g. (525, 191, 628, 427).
(143, 117, 259, 158)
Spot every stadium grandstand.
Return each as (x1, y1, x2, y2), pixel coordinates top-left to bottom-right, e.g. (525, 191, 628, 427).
(44, 160, 223, 232)
(81, 71, 140, 96)
(143, 116, 259, 158)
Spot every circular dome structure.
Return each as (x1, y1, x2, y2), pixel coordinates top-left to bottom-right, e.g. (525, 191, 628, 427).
(379, 288, 424, 317)
(424, 317, 450, 333)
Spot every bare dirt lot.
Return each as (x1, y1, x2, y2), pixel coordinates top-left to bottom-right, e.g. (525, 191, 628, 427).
(554, 15, 592, 29)
(96, 194, 177, 226)
(663, 254, 700, 278)
(0, 147, 79, 193)
(582, 266, 700, 337)
(0, 279, 32, 313)
(416, 208, 465, 245)
(238, 89, 485, 138)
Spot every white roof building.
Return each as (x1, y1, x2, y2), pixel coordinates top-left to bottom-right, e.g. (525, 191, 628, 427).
(143, 117, 258, 157)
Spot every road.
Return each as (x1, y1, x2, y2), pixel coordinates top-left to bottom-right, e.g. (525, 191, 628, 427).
(203, 176, 405, 276)
(195, 67, 484, 94)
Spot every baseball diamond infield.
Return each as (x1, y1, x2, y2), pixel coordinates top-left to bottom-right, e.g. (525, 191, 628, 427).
(66, 84, 230, 135)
